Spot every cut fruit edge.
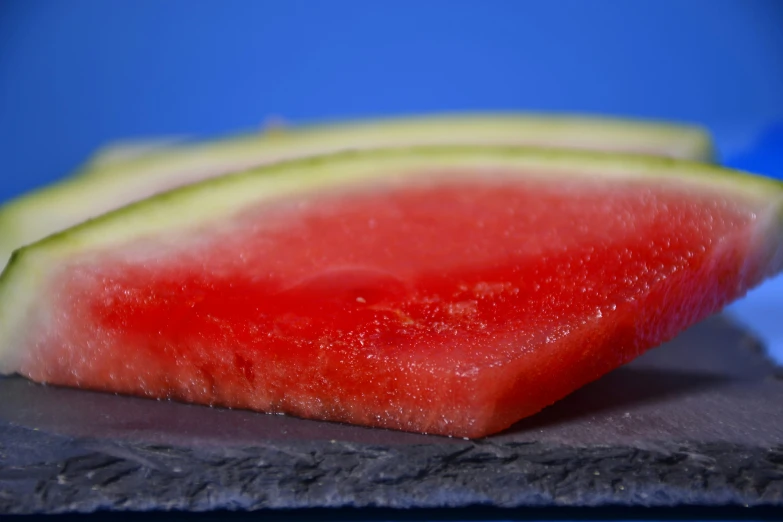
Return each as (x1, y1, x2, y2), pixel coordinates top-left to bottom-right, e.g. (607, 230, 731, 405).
(1, 146, 780, 437)
(0, 113, 716, 269)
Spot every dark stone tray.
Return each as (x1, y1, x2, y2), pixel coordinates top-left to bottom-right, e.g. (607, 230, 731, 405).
(1, 315, 782, 514)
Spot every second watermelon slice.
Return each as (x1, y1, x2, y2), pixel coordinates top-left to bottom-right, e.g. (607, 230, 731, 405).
(0, 113, 714, 268)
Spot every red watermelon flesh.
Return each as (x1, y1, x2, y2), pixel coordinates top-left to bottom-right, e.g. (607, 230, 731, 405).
(12, 165, 778, 439)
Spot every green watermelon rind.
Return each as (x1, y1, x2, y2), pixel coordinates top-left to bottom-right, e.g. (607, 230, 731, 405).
(75, 113, 717, 179)
(0, 145, 781, 378)
(0, 113, 715, 267)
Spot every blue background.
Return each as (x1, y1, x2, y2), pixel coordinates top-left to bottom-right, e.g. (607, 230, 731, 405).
(1, 0, 782, 361)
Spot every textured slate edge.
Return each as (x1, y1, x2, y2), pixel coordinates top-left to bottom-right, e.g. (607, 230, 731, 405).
(8, 506, 783, 522)
(2, 424, 782, 515)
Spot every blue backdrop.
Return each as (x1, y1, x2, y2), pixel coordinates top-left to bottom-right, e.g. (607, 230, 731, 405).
(1, 0, 782, 357)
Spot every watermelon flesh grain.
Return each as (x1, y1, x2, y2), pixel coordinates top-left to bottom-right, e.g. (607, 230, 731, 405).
(16, 171, 775, 438)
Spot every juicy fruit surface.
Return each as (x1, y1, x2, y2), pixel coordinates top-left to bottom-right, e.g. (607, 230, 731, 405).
(20, 175, 760, 437)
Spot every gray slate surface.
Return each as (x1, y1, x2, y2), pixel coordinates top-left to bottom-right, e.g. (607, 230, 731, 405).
(1, 315, 782, 514)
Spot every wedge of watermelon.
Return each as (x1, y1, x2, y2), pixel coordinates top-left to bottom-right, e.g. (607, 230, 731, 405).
(2, 147, 777, 439)
(0, 113, 714, 268)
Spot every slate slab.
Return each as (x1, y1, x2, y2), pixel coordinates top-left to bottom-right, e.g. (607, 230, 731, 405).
(1, 315, 782, 514)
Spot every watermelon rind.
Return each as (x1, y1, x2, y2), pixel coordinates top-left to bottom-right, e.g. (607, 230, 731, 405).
(78, 113, 716, 179)
(83, 135, 192, 168)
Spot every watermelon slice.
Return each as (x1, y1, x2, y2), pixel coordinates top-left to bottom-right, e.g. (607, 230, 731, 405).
(3, 147, 776, 439)
(0, 113, 714, 267)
